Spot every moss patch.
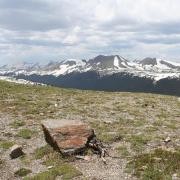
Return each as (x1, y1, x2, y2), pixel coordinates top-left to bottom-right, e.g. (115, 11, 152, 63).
(43, 151, 64, 167)
(116, 145, 130, 158)
(23, 164, 82, 180)
(17, 129, 33, 139)
(20, 155, 32, 165)
(90, 121, 124, 143)
(0, 140, 15, 149)
(127, 135, 151, 152)
(32, 144, 81, 179)
(15, 168, 32, 177)
(34, 145, 54, 160)
(127, 148, 180, 179)
(0, 158, 4, 165)
(10, 120, 25, 128)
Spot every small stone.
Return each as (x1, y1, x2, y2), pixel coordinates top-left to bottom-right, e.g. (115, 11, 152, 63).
(10, 145, 24, 159)
(47, 166, 53, 169)
(103, 120, 113, 124)
(75, 155, 91, 161)
(164, 137, 171, 143)
(153, 157, 161, 161)
(141, 166, 147, 170)
(178, 97, 180, 102)
(172, 174, 178, 180)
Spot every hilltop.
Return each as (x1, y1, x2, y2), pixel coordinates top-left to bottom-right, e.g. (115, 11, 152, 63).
(0, 80, 180, 179)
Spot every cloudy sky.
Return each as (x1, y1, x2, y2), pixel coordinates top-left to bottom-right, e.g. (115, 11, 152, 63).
(0, 0, 180, 65)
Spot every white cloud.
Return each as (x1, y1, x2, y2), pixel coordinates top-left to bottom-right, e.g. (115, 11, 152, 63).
(0, 0, 180, 65)
(63, 34, 78, 45)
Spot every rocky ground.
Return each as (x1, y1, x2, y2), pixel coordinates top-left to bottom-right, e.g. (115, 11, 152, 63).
(0, 80, 180, 180)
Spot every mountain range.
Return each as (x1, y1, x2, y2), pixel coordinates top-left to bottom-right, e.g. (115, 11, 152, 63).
(0, 55, 180, 96)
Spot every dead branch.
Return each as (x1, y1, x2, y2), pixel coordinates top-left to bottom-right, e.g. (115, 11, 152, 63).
(88, 136, 109, 164)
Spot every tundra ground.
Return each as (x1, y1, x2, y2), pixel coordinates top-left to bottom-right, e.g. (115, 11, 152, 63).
(0, 80, 179, 179)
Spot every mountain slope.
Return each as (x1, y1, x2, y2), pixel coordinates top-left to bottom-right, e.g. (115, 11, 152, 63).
(0, 55, 180, 96)
(1, 55, 180, 77)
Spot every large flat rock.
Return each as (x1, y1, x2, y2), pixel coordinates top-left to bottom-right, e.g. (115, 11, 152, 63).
(42, 120, 95, 155)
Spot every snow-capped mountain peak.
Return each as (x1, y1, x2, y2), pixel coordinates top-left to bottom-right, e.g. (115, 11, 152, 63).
(138, 57, 180, 71)
(0, 55, 180, 81)
(87, 55, 130, 71)
(41, 59, 87, 76)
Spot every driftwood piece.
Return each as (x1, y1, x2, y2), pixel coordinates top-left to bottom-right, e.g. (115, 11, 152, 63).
(88, 136, 109, 164)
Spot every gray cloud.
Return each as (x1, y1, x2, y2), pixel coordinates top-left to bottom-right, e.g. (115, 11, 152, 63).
(0, 0, 46, 9)
(0, 0, 72, 31)
(0, 0, 180, 65)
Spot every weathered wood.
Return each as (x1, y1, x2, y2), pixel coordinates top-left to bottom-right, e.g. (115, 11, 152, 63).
(88, 136, 109, 164)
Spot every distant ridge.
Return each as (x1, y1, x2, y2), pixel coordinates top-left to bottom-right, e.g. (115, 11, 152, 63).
(0, 55, 180, 96)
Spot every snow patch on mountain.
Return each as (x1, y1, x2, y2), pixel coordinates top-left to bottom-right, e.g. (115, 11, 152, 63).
(0, 76, 45, 86)
(165, 60, 180, 66)
(52, 64, 69, 76)
(153, 73, 179, 82)
(114, 56, 119, 68)
(0, 55, 180, 82)
(156, 59, 171, 70)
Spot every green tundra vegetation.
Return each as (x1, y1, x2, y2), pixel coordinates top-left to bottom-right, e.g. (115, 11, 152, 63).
(0, 80, 179, 179)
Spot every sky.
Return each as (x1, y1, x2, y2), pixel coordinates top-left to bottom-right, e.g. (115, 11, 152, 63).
(0, 0, 180, 65)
